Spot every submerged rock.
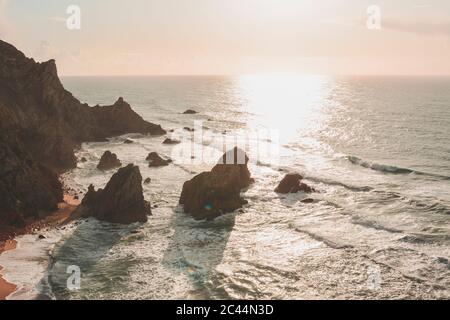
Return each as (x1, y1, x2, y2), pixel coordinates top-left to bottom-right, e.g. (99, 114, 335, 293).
(163, 138, 181, 145)
(275, 173, 316, 194)
(97, 151, 122, 171)
(183, 109, 198, 114)
(179, 147, 253, 220)
(75, 164, 151, 224)
(146, 152, 171, 167)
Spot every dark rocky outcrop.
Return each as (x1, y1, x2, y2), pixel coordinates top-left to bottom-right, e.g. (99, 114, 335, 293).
(146, 152, 171, 167)
(163, 138, 181, 145)
(179, 147, 253, 220)
(275, 173, 316, 194)
(0, 39, 165, 227)
(183, 109, 198, 114)
(97, 151, 122, 171)
(74, 165, 151, 224)
(144, 178, 152, 184)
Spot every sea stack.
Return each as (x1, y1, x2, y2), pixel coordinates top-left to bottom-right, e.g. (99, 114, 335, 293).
(146, 152, 171, 167)
(275, 173, 316, 194)
(97, 151, 122, 171)
(179, 147, 253, 220)
(75, 164, 151, 224)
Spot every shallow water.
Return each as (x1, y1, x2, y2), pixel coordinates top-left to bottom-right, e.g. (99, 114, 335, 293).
(3, 75, 449, 299)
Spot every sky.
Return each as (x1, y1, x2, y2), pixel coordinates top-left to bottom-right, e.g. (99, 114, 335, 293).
(1, 0, 450, 76)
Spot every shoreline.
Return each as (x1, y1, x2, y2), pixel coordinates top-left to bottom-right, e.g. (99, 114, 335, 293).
(0, 195, 80, 300)
(0, 240, 17, 300)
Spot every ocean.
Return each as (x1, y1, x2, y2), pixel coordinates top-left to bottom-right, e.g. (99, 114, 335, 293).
(0, 75, 449, 299)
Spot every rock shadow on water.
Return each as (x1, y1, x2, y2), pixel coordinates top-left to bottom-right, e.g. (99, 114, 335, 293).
(37, 219, 140, 300)
(162, 207, 236, 299)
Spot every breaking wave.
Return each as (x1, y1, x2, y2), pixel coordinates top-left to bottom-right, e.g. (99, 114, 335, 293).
(346, 156, 450, 180)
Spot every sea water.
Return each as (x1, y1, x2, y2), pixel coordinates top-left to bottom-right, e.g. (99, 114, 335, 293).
(2, 75, 449, 299)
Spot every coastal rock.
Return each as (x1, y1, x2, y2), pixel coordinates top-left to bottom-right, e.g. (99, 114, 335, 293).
(275, 173, 316, 194)
(163, 138, 181, 145)
(0, 39, 166, 226)
(75, 164, 151, 224)
(179, 147, 253, 220)
(124, 139, 134, 144)
(183, 109, 198, 114)
(80, 157, 88, 163)
(144, 178, 152, 184)
(146, 152, 171, 167)
(97, 151, 122, 171)
(184, 127, 195, 132)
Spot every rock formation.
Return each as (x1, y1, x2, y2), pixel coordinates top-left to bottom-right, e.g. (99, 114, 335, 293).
(74, 165, 151, 224)
(183, 109, 198, 114)
(97, 151, 122, 170)
(163, 138, 181, 145)
(275, 173, 316, 194)
(179, 147, 253, 220)
(0, 39, 165, 227)
(146, 152, 171, 167)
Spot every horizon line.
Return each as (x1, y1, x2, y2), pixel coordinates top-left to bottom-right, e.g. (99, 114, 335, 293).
(59, 73, 450, 78)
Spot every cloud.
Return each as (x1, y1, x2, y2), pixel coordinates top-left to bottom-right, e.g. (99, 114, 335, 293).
(33, 40, 81, 65)
(48, 17, 67, 23)
(382, 19, 450, 37)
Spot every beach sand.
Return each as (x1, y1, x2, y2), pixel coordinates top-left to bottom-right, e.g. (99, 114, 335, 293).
(0, 240, 17, 300)
(0, 195, 80, 300)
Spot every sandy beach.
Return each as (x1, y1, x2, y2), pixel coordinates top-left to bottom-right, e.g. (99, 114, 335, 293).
(0, 240, 17, 300)
(0, 195, 80, 300)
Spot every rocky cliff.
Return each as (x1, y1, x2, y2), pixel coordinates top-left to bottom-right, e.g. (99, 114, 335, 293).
(0, 39, 165, 227)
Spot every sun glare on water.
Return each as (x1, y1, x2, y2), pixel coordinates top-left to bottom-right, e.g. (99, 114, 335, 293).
(234, 74, 332, 143)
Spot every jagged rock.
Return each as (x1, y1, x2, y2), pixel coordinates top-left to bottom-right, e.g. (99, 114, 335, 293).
(97, 151, 122, 171)
(38, 234, 46, 240)
(75, 165, 151, 224)
(275, 173, 316, 194)
(163, 138, 181, 145)
(183, 109, 198, 114)
(146, 152, 171, 167)
(0, 40, 166, 226)
(298, 183, 315, 193)
(180, 147, 253, 220)
(144, 178, 151, 184)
